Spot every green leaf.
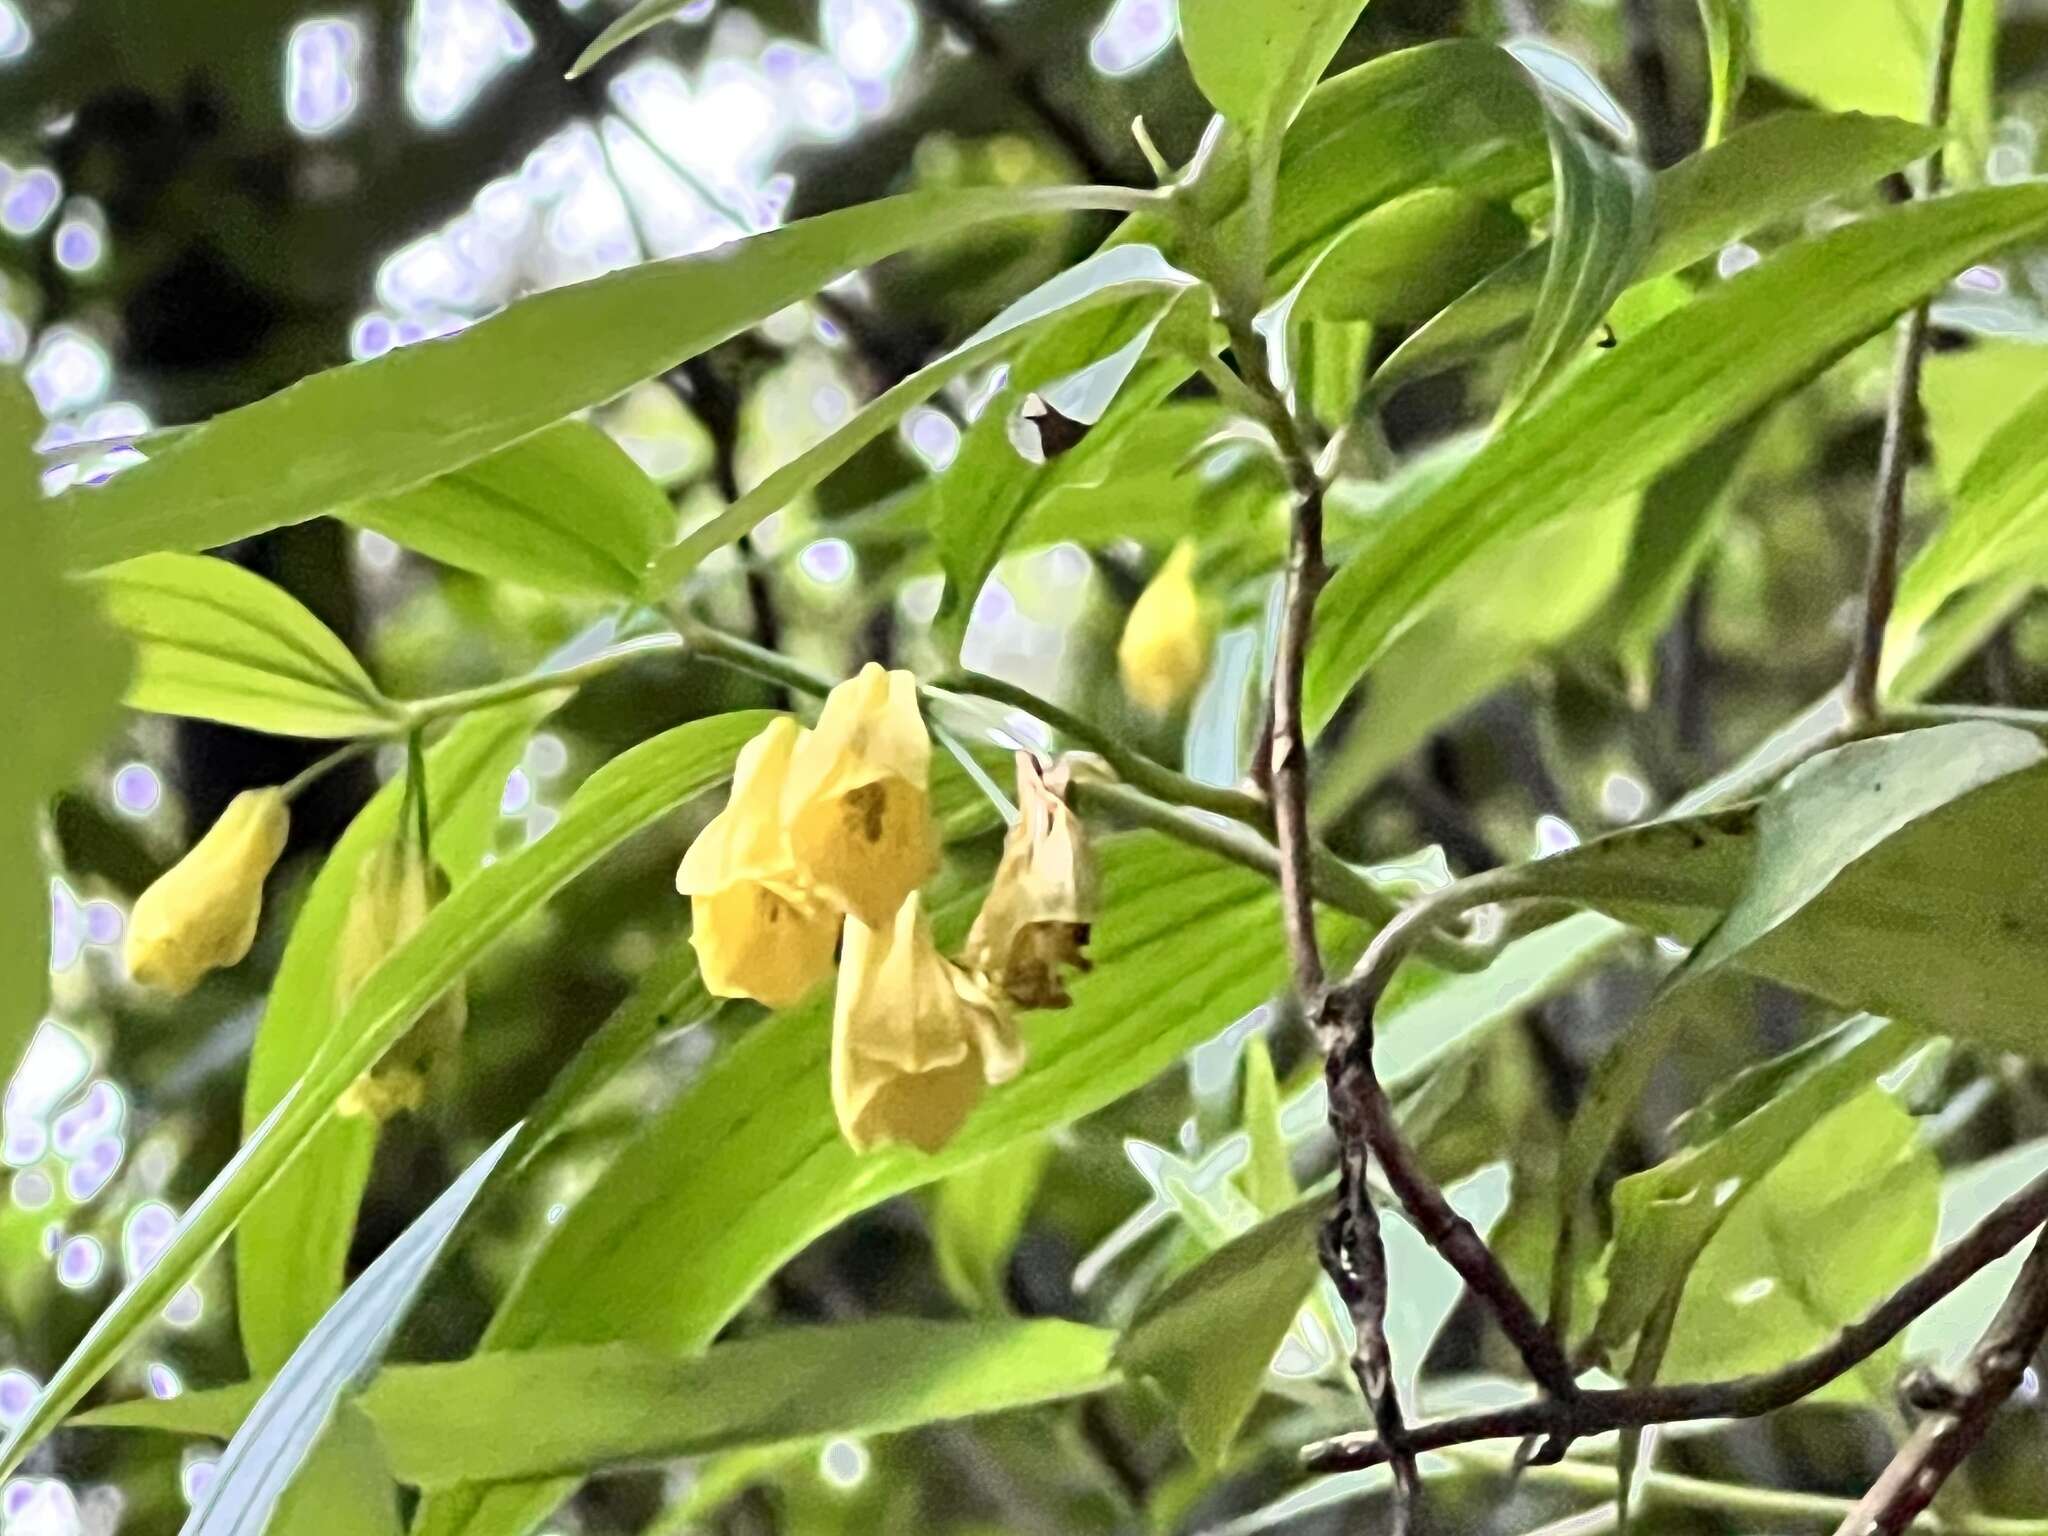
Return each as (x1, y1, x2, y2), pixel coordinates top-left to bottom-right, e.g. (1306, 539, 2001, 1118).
(0, 712, 768, 1481)
(1117, 1197, 1325, 1468)
(95, 552, 399, 738)
(1366, 110, 1941, 408)
(1294, 187, 1526, 326)
(1179, 0, 1369, 142)
(238, 697, 558, 1374)
(1685, 721, 2045, 983)
(414, 835, 1356, 1536)
(1590, 1020, 1919, 1355)
(1499, 116, 1653, 420)
(190, 1127, 513, 1536)
(0, 371, 128, 1047)
(654, 244, 1194, 593)
(567, 0, 694, 77)
(1305, 182, 2048, 732)
(1657, 1089, 1936, 1399)
(1887, 375, 2048, 678)
(1237, 1036, 1298, 1215)
(1696, 0, 1750, 146)
(397, 1321, 1113, 1487)
(81, 1319, 1120, 1487)
(1312, 474, 1639, 818)
(931, 1139, 1053, 1313)
(1515, 724, 2048, 1045)
(55, 186, 1146, 572)
(271, 1407, 405, 1536)
(344, 422, 673, 601)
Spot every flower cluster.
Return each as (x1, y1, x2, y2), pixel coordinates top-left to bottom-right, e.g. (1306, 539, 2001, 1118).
(677, 663, 1095, 1154)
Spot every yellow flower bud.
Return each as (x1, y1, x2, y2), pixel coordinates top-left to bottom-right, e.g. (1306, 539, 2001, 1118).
(126, 788, 290, 996)
(333, 839, 465, 1122)
(677, 717, 841, 1008)
(1118, 540, 1211, 714)
(964, 755, 1097, 1009)
(783, 663, 939, 926)
(832, 894, 1023, 1154)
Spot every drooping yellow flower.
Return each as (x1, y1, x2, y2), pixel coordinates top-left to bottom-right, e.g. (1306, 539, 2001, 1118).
(677, 716, 841, 1008)
(1118, 540, 1211, 714)
(964, 754, 1097, 1009)
(783, 663, 938, 926)
(333, 838, 466, 1121)
(832, 894, 1023, 1154)
(126, 788, 290, 996)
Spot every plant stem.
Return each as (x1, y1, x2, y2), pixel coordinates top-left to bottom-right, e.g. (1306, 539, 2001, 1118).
(1845, 0, 1969, 724)
(402, 634, 688, 728)
(1833, 1228, 2048, 1536)
(933, 669, 1267, 824)
(1303, 1166, 2048, 1473)
(278, 739, 377, 803)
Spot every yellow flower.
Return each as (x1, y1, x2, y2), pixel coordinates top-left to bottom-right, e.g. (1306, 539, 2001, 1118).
(126, 788, 290, 996)
(333, 838, 465, 1121)
(783, 663, 938, 925)
(1118, 540, 1211, 714)
(677, 717, 841, 1008)
(832, 894, 1023, 1154)
(964, 754, 1097, 1009)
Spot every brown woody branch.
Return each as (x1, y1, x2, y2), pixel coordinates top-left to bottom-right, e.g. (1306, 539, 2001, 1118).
(1303, 1166, 2048, 1474)
(1831, 1229, 2048, 1536)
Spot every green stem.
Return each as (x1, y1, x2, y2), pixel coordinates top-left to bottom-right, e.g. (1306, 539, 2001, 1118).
(401, 634, 689, 727)
(932, 669, 1268, 825)
(278, 740, 376, 803)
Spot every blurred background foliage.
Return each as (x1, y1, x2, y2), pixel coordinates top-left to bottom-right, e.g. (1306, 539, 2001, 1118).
(11, 0, 2048, 1532)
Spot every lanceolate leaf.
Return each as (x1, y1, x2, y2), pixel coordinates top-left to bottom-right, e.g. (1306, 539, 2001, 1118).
(0, 712, 769, 1482)
(1366, 110, 1939, 406)
(238, 697, 560, 1374)
(1696, 0, 1750, 146)
(97, 553, 399, 739)
(1887, 375, 2048, 679)
(1305, 182, 2048, 731)
(1179, 0, 1370, 143)
(186, 1129, 515, 1536)
(344, 422, 674, 601)
(80, 1319, 1121, 1488)
(1117, 1197, 1325, 1468)
(1499, 114, 1653, 419)
(54, 186, 1146, 572)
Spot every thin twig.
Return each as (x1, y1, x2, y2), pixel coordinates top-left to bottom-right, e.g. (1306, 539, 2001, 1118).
(1302, 1167, 2048, 1472)
(1846, 0, 1969, 724)
(1832, 1229, 2048, 1536)
(1271, 474, 1330, 999)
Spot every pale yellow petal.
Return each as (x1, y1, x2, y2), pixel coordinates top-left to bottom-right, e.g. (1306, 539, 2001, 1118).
(676, 717, 807, 895)
(1118, 541, 1211, 714)
(688, 881, 840, 1009)
(126, 788, 290, 996)
(783, 667, 937, 924)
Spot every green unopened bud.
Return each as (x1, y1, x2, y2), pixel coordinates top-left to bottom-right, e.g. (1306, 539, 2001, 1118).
(126, 789, 290, 996)
(334, 840, 465, 1122)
